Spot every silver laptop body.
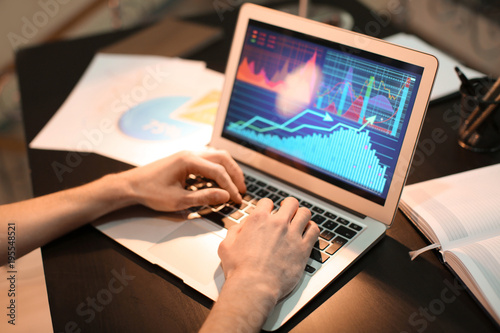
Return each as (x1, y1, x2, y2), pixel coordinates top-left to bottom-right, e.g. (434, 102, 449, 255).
(97, 4, 438, 330)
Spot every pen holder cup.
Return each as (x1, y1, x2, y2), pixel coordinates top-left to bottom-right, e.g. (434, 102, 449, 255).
(458, 78, 500, 152)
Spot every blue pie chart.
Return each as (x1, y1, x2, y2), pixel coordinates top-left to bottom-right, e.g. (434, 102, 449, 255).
(119, 96, 196, 141)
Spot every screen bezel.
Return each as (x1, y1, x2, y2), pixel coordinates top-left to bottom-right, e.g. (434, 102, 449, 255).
(211, 3, 438, 226)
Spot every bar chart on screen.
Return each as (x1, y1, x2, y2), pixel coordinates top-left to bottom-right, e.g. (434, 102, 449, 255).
(227, 110, 388, 193)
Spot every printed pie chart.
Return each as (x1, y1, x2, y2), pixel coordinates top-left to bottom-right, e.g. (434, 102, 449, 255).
(119, 96, 197, 141)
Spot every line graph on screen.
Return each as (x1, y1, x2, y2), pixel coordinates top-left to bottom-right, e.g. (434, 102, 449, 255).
(235, 28, 415, 139)
(315, 51, 416, 138)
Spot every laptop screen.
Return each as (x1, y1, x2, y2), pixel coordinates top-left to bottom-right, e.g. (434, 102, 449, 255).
(222, 20, 424, 205)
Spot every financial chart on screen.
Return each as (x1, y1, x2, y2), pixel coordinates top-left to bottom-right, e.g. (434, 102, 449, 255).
(222, 21, 423, 203)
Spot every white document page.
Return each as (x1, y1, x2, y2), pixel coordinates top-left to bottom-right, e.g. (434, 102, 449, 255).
(30, 53, 224, 166)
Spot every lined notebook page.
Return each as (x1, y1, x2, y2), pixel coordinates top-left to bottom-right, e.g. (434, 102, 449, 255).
(401, 164, 500, 249)
(446, 235, 500, 323)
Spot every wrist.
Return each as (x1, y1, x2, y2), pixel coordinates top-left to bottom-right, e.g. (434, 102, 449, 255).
(93, 173, 138, 211)
(223, 269, 280, 307)
(201, 271, 279, 333)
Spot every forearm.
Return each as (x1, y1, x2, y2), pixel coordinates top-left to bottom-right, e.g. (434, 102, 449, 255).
(200, 273, 279, 333)
(0, 173, 136, 266)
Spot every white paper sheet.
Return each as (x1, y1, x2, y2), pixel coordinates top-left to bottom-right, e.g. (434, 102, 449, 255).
(30, 53, 224, 166)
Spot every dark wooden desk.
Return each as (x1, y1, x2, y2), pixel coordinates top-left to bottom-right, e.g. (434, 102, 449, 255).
(16, 2, 500, 332)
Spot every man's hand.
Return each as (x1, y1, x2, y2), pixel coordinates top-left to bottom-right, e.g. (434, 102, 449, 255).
(200, 197, 319, 332)
(120, 149, 246, 212)
(219, 197, 319, 301)
(0, 149, 245, 266)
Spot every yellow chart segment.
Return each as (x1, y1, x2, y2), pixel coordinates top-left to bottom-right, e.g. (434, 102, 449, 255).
(177, 90, 221, 125)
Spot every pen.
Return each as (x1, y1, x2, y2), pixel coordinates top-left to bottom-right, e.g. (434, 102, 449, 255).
(461, 78, 500, 142)
(460, 76, 500, 135)
(455, 66, 476, 96)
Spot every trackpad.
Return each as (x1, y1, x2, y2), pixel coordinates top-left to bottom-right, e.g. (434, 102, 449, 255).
(147, 220, 224, 286)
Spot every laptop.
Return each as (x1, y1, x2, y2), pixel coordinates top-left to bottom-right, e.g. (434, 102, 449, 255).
(96, 3, 438, 330)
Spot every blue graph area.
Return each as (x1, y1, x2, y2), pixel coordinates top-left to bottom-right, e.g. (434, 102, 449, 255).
(228, 111, 387, 193)
(316, 50, 417, 139)
(119, 96, 195, 141)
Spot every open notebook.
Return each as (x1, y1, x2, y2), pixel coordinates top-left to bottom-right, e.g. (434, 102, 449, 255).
(401, 164, 500, 325)
(96, 4, 438, 330)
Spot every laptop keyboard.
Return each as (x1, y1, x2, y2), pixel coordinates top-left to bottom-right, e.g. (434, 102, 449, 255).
(185, 173, 365, 275)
